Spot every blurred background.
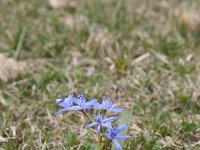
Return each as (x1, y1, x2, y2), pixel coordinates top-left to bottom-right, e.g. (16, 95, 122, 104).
(0, 0, 200, 149)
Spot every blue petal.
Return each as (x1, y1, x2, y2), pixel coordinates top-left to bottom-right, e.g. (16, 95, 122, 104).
(78, 94, 87, 103)
(67, 94, 76, 104)
(95, 113, 102, 121)
(56, 98, 65, 107)
(85, 106, 93, 110)
(109, 103, 117, 109)
(56, 94, 76, 107)
(56, 98, 71, 107)
(94, 102, 102, 109)
(104, 123, 112, 132)
(105, 133, 111, 139)
(68, 94, 74, 100)
(105, 122, 112, 126)
(97, 125, 101, 135)
(74, 99, 80, 105)
(87, 122, 98, 128)
(55, 109, 68, 115)
(113, 139, 122, 150)
(117, 124, 128, 133)
(85, 99, 97, 108)
(102, 116, 119, 123)
(67, 106, 82, 111)
(103, 99, 113, 109)
(116, 135, 131, 140)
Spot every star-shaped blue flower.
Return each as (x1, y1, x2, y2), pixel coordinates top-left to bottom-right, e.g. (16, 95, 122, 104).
(69, 94, 97, 111)
(55, 94, 97, 115)
(87, 113, 118, 135)
(94, 98, 124, 113)
(104, 124, 131, 150)
(55, 94, 76, 115)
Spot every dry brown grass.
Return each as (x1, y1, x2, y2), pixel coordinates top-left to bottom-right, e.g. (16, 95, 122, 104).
(174, 4, 200, 31)
(0, 54, 26, 82)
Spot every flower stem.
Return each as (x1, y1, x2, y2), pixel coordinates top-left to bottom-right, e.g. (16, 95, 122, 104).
(102, 110, 107, 118)
(98, 125, 103, 150)
(80, 110, 94, 122)
(99, 125, 103, 144)
(98, 136, 102, 150)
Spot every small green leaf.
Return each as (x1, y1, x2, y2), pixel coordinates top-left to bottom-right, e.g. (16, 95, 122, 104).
(15, 26, 27, 60)
(111, 108, 133, 150)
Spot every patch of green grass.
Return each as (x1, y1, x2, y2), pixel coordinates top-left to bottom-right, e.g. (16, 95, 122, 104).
(66, 132, 79, 148)
(154, 35, 184, 58)
(159, 125, 172, 137)
(130, 134, 161, 150)
(178, 93, 190, 105)
(181, 122, 198, 133)
(1, 139, 20, 150)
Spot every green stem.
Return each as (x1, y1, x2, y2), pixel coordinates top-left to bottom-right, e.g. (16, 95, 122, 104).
(99, 125, 103, 144)
(98, 125, 103, 150)
(98, 136, 102, 150)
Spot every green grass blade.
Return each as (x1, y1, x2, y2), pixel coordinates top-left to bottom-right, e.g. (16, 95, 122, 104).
(111, 108, 133, 150)
(15, 26, 27, 60)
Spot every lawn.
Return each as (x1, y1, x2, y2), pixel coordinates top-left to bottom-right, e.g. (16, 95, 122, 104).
(0, 0, 200, 149)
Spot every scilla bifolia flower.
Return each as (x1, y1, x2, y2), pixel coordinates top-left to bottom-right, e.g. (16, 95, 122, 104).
(104, 124, 131, 150)
(87, 113, 118, 135)
(94, 98, 124, 113)
(55, 94, 131, 150)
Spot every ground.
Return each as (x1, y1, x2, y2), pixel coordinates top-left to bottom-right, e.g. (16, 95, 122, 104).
(0, 0, 200, 149)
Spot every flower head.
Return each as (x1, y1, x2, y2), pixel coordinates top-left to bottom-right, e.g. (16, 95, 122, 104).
(95, 98, 124, 113)
(68, 94, 97, 111)
(87, 113, 118, 135)
(55, 94, 76, 115)
(105, 124, 131, 150)
(55, 94, 97, 115)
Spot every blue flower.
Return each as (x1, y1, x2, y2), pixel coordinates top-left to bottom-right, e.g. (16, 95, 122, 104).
(104, 124, 131, 150)
(87, 113, 118, 135)
(68, 94, 97, 111)
(55, 94, 97, 115)
(55, 94, 76, 115)
(94, 98, 124, 113)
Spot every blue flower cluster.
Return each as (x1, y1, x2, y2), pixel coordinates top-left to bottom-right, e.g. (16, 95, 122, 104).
(55, 94, 97, 114)
(55, 94, 131, 150)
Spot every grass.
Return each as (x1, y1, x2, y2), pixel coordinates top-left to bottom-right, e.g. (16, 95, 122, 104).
(0, 0, 200, 149)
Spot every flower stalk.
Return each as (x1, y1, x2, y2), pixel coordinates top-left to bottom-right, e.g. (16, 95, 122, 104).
(98, 135, 102, 150)
(80, 110, 94, 122)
